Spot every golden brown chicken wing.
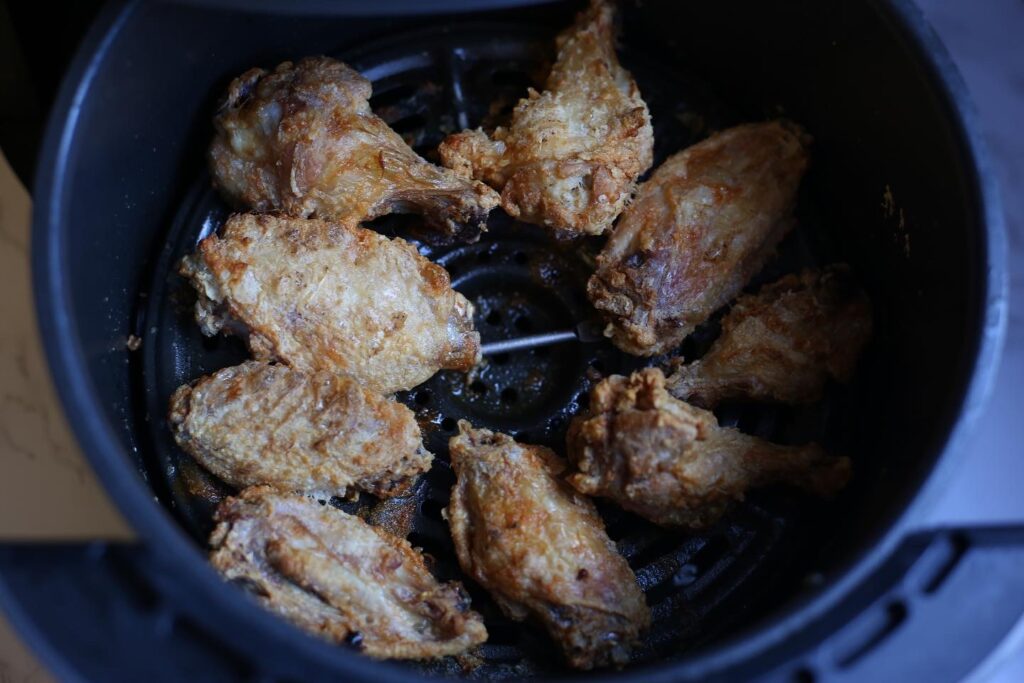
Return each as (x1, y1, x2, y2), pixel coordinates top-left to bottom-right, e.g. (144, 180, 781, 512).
(209, 486, 487, 659)
(588, 121, 811, 356)
(438, 0, 653, 236)
(180, 214, 480, 394)
(209, 57, 499, 242)
(665, 265, 873, 407)
(169, 361, 431, 498)
(446, 421, 649, 669)
(567, 369, 851, 529)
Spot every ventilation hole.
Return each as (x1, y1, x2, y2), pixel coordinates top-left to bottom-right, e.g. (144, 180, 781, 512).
(415, 389, 432, 406)
(689, 534, 732, 574)
(491, 69, 534, 89)
(407, 531, 437, 552)
(389, 113, 427, 134)
(470, 380, 488, 395)
(201, 335, 222, 351)
(480, 618, 523, 646)
(514, 316, 533, 333)
(492, 352, 509, 365)
(441, 417, 456, 431)
(793, 667, 816, 683)
(672, 563, 699, 587)
(513, 251, 528, 265)
(486, 311, 502, 326)
(421, 498, 446, 520)
(369, 82, 418, 109)
(501, 388, 518, 404)
(628, 532, 684, 570)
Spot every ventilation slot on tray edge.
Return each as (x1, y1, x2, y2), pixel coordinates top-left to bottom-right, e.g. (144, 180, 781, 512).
(834, 600, 908, 668)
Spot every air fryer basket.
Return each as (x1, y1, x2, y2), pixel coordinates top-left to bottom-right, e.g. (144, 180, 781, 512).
(15, 1, 1014, 682)
(143, 22, 857, 676)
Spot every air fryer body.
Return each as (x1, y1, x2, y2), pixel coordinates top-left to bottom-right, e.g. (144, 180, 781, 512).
(27, 0, 1004, 681)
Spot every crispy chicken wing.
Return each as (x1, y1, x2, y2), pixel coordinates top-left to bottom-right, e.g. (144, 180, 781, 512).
(567, 369, 851, 529)
(666, 265, 873, 407)
(169, 361, 431, 498)
(439, 0, 653, 236)
(446, 421, 648, 669)
(209, 486, 487, 659)
(589, 121, 811, 356)
(209, 57, 499, 242)
(180, 214, 480, 394)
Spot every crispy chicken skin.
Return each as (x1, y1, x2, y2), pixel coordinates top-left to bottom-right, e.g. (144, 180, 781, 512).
(209, 57, 499, 242)
(446, 421, 649, 669)
(567, 369, 851, 529)
(209, 486, 487, 659)
(179, 214, 480, 394)
(169, 361, 431, 498)
(666, 265, 873, 407)
(438, 0, 653, 236)
(589, 121, 811, 356)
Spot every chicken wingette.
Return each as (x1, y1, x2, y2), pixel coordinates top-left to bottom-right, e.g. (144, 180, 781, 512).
(567, 369, 851, 529)
(210, 56, 499, 242)
(210, 486, 487, 659)
(446, 421, 649, 669)
(169, 361, 431, 498)
(180, 213, 480, 394)
(439, 0, 653, 236)
(665, 265, 873, 407)
(589, 121, 810, 356)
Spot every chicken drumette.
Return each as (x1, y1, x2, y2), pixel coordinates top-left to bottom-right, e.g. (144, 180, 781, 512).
(589, 121, 811, 356)
(180, 214, 479, 395)
(209, 57, 499, 242)
(439, 0, 653, 236)
(567, 368, 851, 529)
(446, 421, 649, 670)
(210, 486, 487, 659)
(666, 265, 873, 407)
(169, 361, 431, 499)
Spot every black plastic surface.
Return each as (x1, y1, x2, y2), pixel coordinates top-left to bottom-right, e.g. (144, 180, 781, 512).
(4, 527, 1024, 683)
(26, 0, 1008, 681)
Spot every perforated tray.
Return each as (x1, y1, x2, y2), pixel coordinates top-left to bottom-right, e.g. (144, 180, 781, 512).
(137, 23, 855, 678)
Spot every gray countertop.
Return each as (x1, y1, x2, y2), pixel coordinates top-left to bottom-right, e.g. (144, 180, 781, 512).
(0, 0, 1021, 680)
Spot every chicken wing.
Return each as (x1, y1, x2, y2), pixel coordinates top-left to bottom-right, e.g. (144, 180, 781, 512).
(180, 213, 480, 394)
(446, 421, 648, 669)
(567, 368, 851, 529)
(438, 0, 653, 236)
(209, 486, 487, 659)
(666, 265, 873, 407)
(209, 57, 499, 242)
(169, 361, 431, 498)
(588, 120, 811, 356)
